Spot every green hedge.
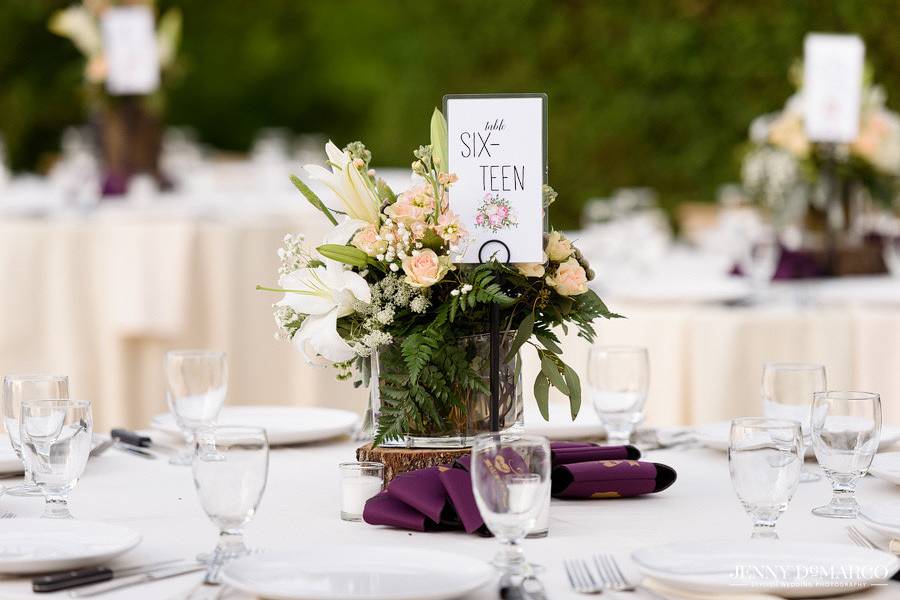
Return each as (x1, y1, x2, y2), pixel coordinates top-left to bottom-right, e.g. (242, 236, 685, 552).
(2, 0, 899, 227)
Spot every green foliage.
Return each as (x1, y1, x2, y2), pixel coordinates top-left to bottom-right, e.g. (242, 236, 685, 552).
(316, 244, 368, 267)
(290, 175, 338, 225)
(5, 1, 900, 226)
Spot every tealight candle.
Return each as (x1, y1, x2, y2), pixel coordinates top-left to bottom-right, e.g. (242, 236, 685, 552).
(339, 462, 384, 522)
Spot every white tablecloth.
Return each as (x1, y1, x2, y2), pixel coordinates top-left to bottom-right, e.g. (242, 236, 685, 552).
(0, 437, 897, 599)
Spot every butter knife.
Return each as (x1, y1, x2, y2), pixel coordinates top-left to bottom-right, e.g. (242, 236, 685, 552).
(69, 564, 205, 597)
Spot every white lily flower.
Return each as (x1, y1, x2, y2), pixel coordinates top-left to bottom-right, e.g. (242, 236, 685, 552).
(303, 142, 381, 225)
(325, 216, 370, 246)
(49, 6, 102, 58)
(277, 262, 371, 364)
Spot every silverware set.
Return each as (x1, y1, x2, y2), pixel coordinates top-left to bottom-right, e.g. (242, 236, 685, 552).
(564, 554, 665, 598)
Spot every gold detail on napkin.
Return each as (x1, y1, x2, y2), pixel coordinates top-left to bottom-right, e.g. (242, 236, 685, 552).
(590, 491, 621, 498)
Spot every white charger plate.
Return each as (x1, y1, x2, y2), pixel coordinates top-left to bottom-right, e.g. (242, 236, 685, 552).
(693, 421, 900, 456)
(0, 519, 141, 575)
(633, 540, 899, 598)
(222, 546, 494, 600)
(860, 501, 900, 538)
(869, 452, 900, 485)
(151, 406, 358, 445)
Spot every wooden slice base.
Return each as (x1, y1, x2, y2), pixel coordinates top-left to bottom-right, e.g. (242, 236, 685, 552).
(356, 443, 469, 483)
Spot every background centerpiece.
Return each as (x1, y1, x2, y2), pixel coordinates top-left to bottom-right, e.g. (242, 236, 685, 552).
(261, 106, 618, 448)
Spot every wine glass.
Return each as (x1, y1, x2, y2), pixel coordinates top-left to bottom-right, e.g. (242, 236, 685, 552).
(193, 426, 269, 581)
(728, 418, 802, 539)
(586, 346, 649, 445)
(1, 374, 69, 496)
(19, 400, 92, 519)
(738, 232, 780, 300)
(762, 362, 826, 482)
(165, 351, 227, 466)
(810, 391, 881, 518)
(470, 433, 550, 577)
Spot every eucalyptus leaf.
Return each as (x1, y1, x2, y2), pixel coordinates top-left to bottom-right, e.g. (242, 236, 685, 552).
(563, 364, 582, 419)
(536, 333, 562, 354)
(533, 373, 550, 421)
(505, 312, 535, 362)
(316, 244, 369, 267)
(290, 175, 338, 225)
(540, 353, 569, 395)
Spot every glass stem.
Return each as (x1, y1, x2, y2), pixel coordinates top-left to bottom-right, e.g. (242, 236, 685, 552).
(751, 521, 778, 540)
(830, 482, 858, 508)
(215, 529, 247, 560)
(42, 494, 73, 519)
(498, 539, 526, 574)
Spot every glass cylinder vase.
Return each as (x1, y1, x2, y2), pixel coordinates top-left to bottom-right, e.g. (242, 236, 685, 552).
(371, 332, 523, 448)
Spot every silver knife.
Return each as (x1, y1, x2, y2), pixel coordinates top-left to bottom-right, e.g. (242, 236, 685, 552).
(69, 564, 205, 597)
(113, 442, 157, 460)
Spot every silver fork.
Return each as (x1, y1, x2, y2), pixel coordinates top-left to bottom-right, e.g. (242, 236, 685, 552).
(0, 512, 16, 519)
(564, 557, 601, 594)
(847, 525, 881, 550)
(577, 554, 667, 599)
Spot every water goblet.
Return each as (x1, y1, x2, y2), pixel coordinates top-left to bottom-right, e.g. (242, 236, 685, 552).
(471, 433, 550, 577)
(165, 350, 227, 466)
(810, 391, 881, 518)
(586, 346, 649, 445)
(193, 426, 269, 574)
(19, 400, 92, 519)
(762, 362, 826, 482)
(728, 417, 802, 539)
(1, 375, 69, 497)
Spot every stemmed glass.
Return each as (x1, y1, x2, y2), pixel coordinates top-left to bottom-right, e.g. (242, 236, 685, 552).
(193, 426, 269, 580)
(810, 391, 881, 518)
(19, 400, 93, 519)
(728, 417, 803, 539)
(586, 346, 649, 445)
(762, 362, 826, 482)
(1, 374, 69, 496)
(165, 351, 227, 466)
(471, 433, 550, 577)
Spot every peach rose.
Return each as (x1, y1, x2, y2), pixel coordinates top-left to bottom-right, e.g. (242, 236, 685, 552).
(515, 252, 548, 278)
(351, 224, 387, 257)
(385, 184, 435, 225)
(852, 110, 900, 175)
(546, 257, 588, 296)
(768, 111, 809, 158)
(546, 230, 573, 262)
(401, 249, 451, 288)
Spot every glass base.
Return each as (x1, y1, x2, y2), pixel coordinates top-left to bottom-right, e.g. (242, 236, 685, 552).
(799, 468, 821, 483)
(4, 483, 43, 497)
(812, 502, 859, 518)
(341, 511, 363, 522)
(168, 451, 193, 466)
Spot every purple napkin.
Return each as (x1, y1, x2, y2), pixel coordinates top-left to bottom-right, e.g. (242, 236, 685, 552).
(387, 467, 451, 524)
(551, 442, 641, 466)
(363, 491, 441, 531)
(437, 465, 485, 534)
(551, 459, 677, 499)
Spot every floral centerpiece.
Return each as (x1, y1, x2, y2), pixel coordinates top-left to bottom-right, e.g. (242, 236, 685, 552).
(49, 1, 183, 194)
(742, 63, 899, 247)
(259, 109, 618, 447)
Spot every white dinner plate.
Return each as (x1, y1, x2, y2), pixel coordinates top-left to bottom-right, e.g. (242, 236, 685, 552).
(693, 421, 900, 456)
(633, 540, 899, 598)
(151, 406, 358, 445)
(869, 452, 900, 485)
(0, 519, 141, 575)
(860, 501, 900, 538)
(222, 546, 494, 600)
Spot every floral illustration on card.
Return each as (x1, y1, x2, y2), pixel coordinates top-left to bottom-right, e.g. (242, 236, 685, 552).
(474, 193, 518, 233)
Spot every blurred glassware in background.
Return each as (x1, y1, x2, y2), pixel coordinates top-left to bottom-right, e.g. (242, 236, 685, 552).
(252, 128, 293, 193)
(292, 133, 328, 167)
(587, 345, 649, 445)
(578, 188, 671, 286)
(884, 236, 900, 277)
(736, 227, 780, 300)
(160, 127, 207, 191)
(728, 417, 803, 539)
(2, 374, 70, 497)
(20, 399, 92, 519)
(762, 362, 826, 482)
(165, 350, 228, 466)
(811, 391, 881, 519)
(47, 127, 100, 209)
(193, 425, 269, 579)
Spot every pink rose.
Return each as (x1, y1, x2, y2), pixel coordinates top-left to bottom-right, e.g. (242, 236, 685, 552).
(489, 214, 501, 226)
(498, 206, 509, 218)
(401, 249, 451, 288)
(545, 257, 588, 296)
(351, 224, 387, 257)
(476, 214, 485, 225)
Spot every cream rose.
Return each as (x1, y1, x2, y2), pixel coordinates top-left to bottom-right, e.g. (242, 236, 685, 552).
(515, 252, 548, 278)
(546, 231, 573, 262)
(546, 257, 588, 296)
(401, 249, 451, 288)
(851, 110, 900, 176)
(351, 224, 387, 257)
(768, 111, 809, 158)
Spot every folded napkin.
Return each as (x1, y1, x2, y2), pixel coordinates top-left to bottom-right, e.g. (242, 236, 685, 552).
(363, 442, 677, 534)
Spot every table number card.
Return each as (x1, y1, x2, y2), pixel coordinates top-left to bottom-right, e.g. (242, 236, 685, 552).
(101, 6, 160, 96)
(803, 34, 864, 143)
(445, 94, 547, 263)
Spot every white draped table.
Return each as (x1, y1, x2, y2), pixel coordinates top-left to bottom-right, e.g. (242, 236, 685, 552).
(0, 436, 897, 599)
